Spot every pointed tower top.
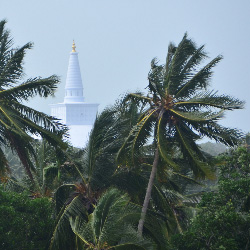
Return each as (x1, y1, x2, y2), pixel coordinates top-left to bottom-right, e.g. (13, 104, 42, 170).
(64, 43, 84, 103)
(72, 40, 76, 52)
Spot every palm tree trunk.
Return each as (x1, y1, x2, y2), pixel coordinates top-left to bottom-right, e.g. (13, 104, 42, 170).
(138, 146, 159, 235)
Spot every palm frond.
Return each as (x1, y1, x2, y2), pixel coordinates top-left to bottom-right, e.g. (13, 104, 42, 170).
(172, 45, 207, 91)
(10, 101, 67, 134)
(0, 43, 32, 87)
(171, 108, 224, 122)
(4, 130, 36, 180)
(148, 59, 165, 99)
(151, 184, 183, 234)
(0, 103, 29, 136)
(157, 114, 179, 170)
(175, 55, 223, 98)
(117, 108, 156, 166)
(69, 216, 94, 247)
(43, 164, 59, 185)
(69, 188, 155, 250)
(172, 171, 203, 186)
(165, 33, 198, 94)
(165, 42, 176, 74)
(0, 20, 67, 181)
(0, 20, 13, 67)
(19, 116, 66, 149)
(184, 192, 206, 206)
(131, 109, 157, 162)
(54, 184, 76, 214)
(193, 121, 243, 146)
(177, 45, 207, 81)
(115, 225, 156, 250)
(175, 124, 215, 179)
(175, 91, 245, 110)
(111, 169, 149, 204)
(83, 107, 118, 188)
(49, 195, 88, 250)
(92, 189, 134, 243)
(0, 75, 59, 100)
(124, 92, 152, 106)
(143, 212, 170, 250)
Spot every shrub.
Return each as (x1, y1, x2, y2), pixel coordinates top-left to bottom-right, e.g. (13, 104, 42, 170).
(0, 188, 54, 250)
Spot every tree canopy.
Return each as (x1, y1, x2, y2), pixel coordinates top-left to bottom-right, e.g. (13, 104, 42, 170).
(118, 33, 244, 234)
(0, 20, 67, 181)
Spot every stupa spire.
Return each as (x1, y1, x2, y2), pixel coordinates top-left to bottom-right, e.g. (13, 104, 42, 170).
(64, 41, 84, 103)
(50, 41, 99, 148)
(72, 40, 76, 52)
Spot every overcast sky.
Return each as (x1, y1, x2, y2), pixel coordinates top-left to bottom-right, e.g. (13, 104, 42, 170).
(0, 0, 249, 134)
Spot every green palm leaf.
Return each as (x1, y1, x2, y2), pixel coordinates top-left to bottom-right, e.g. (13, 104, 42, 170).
(175, 91, 244, 110)
(175, 124, 215, 179)
(175, 55, 223, 98)
(50, 195, 88, 250)
(148, 59, 165, 99)
(0, 75, 59, 100)
(10, 101, 66, 134)
(69, 188, 155, 250)
(165, 33, 197, 94)
(131, 109, 157, 161)
(193, 121, 243, 146)
(0, 42, 32, 87)
(125, 92, 152, 105)
(170, 108, 224, 122)
(54, 184, 76, 214)
(117, 108, 156, 166)
(157, 114, 179, 170)
(0, 20, 67, 180)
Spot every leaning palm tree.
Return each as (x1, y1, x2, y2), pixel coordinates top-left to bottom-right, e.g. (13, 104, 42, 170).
(117, 33, 244, 235)
(52, 102, 184, 247)
(0, 20, 67, 181)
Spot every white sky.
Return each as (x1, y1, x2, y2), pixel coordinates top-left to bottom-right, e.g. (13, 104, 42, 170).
(0, 0, 249, 134)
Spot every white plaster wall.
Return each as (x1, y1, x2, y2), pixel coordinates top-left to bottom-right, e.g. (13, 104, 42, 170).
(68, 125, 93, 148)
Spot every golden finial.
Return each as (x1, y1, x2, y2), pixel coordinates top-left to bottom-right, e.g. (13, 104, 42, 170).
(72, 40, 76, 52)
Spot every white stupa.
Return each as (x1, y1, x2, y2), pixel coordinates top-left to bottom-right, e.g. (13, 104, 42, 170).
(50, 41, 98, 148)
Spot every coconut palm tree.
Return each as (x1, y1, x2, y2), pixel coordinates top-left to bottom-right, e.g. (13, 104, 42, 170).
(50, 188, 155, 250)
(70, 188, 156, 250)
(0, 20, 67, 181)
(52, 102, 189, 247)
(49, 108, 126, 249)
(117, 33, 244, 235)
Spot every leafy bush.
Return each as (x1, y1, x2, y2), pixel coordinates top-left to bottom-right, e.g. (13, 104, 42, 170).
(0, 188, 54, 250)
(171, 147, 250, 250)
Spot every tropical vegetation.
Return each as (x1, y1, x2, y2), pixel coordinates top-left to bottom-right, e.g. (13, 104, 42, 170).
(171, 146, 250, 250)
(0, 19, 248, 250)
(0, 19, 67, 182)
(0, 187, 54, 250)
(117, 33, 244, 234)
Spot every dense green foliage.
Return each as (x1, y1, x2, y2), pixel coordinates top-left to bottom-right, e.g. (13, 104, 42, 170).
(171, 147, 250, 250)
(0, 188, 54, 250)
(51, 188, 155, 250)
(0, 20, 66, 181)
(0, 20, 248, 250)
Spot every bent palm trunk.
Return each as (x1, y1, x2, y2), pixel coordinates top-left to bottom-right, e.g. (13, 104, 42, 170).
(138, 147, 159, 235)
